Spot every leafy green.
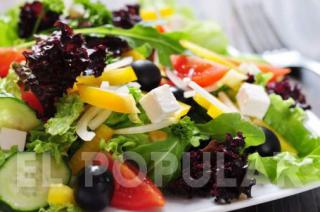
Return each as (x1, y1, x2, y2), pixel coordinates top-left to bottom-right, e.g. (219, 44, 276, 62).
(255, 72, 273, 86)
(27, 126, 78, 162)
(249, 151, 320, 187)
(42, 0, 64, 13)
(197, 113, 265, 148)
(75, 25, 185, 66)
(264, 94, 320, 156)
(39, 204, 81, 212)
(129, 133, 187, 186)
(100, 134, 149, 160)
(170, 116, 208, 147)
(0, 146, 18, 167)
(45, 95, 84, 136)
(134, 43, 153, 58)
(74, 0, 112, 26)
(0, 70, 21, 98)
(0, 8, 21, 47)
(182, 21, 229, 54)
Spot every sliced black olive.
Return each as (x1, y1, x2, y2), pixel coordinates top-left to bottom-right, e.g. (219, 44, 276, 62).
(256, 127, 281, 157)
(131, 60, 161, 91)
(74, 165, 114, 211)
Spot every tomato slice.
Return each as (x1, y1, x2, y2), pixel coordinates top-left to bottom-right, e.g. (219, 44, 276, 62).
(0, 48, 26, 77)
(20, 85, 44, 115)
(171, 55, 228, 87)
(94, 152, 165, 210)
(257, 64, 291, 81)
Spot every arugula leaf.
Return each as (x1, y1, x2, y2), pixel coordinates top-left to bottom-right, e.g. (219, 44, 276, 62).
(74, 0, 112, 26)
(170, 116, 208, 147)
(197, 113, 265, 148)
(134, 43, 153, 58)
(0, 70, 21, 98)
(0, 8, 21, 47)
(75, 25, 185, 66)
(249, 151, 320, 187)
(45, 95, 84, 136)
(129, 133, 186, 186)
(0, 146, 18, 167)
(264, 94, 320, 156)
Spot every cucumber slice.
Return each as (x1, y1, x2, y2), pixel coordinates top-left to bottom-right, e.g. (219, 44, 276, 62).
(0, 96, 40, 131)
(0, 152, 71, 211)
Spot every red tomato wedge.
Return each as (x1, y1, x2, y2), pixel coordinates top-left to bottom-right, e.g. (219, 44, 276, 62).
(257, 64, 291, 81)
(171, 55, 228, 87)
(0, 48, 26, 77)
(20, 85, 44, 115)
(94, 152, 165, 210)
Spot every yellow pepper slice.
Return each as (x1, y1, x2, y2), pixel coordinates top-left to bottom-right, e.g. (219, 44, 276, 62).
(100, 67, 137, 85)
(193, 93, 211, 110)
(180, 40, 236, 69)
(123, 50, 145, 60)
(174, 101, 191, 120)
(207, 104, 225, 119)
(140, 7, 175, 21)
(78, 85, 138, 114)
(76, 66, 137, 87)
(70, 125, 113, 175)
(48, 184, 74, 205)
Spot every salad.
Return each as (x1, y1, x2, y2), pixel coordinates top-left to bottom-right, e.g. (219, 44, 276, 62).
(0, 0, 319, 211)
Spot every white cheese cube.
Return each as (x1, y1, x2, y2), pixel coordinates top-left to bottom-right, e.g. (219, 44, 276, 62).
(0, 128, 27, 151)
(139, 85, 181, 123)
(236, 83, 270, 119)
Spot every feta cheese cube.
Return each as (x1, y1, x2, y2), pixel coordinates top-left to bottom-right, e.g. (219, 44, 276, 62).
(236, 83, 270, 119)
(0, 128, 27, 151)
(140, 85, 181, 123)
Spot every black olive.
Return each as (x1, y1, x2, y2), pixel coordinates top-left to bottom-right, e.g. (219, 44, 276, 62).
(131, 60, 161, 91)
(171, 87, 185, 101)
(256, 127, 281, 157)
(74, 165, 114, 211)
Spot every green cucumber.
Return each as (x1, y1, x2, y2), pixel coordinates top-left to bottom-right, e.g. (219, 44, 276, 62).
(0, 152, 71, 211)
(0, 96, 40, 131)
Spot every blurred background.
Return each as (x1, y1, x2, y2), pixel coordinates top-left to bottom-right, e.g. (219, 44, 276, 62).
(2, 0, 320, 60)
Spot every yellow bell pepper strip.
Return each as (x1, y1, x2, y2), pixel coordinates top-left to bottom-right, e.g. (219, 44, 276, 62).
(48, 184, 74, 205)
(78, 85, 138, 114)
(70, 125, 113, 175)
(193, 93, 211, 110)
(76, 66, 137, 87)
(140, 7, 175, 21)
(100, 67, 137, 85)
(180, 40, 236, 69)
(123, 50, 145, 60)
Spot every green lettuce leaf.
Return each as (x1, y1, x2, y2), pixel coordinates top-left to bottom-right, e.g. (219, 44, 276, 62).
(197, 113, 265, 148)
(182, 21, 229, 54)
(249, 152, 320, 187)
(75, 25, 185, 66)
(0, 8, 21, 47)
(264, 94, 320, 156)
(42, 0, 64, 13)
(255, 72, 273, 86)
(0, 70, 21, 98)
(170, 116, 209, 147)
(74, 0, 112, 26)
(45, 95, 84, 136)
